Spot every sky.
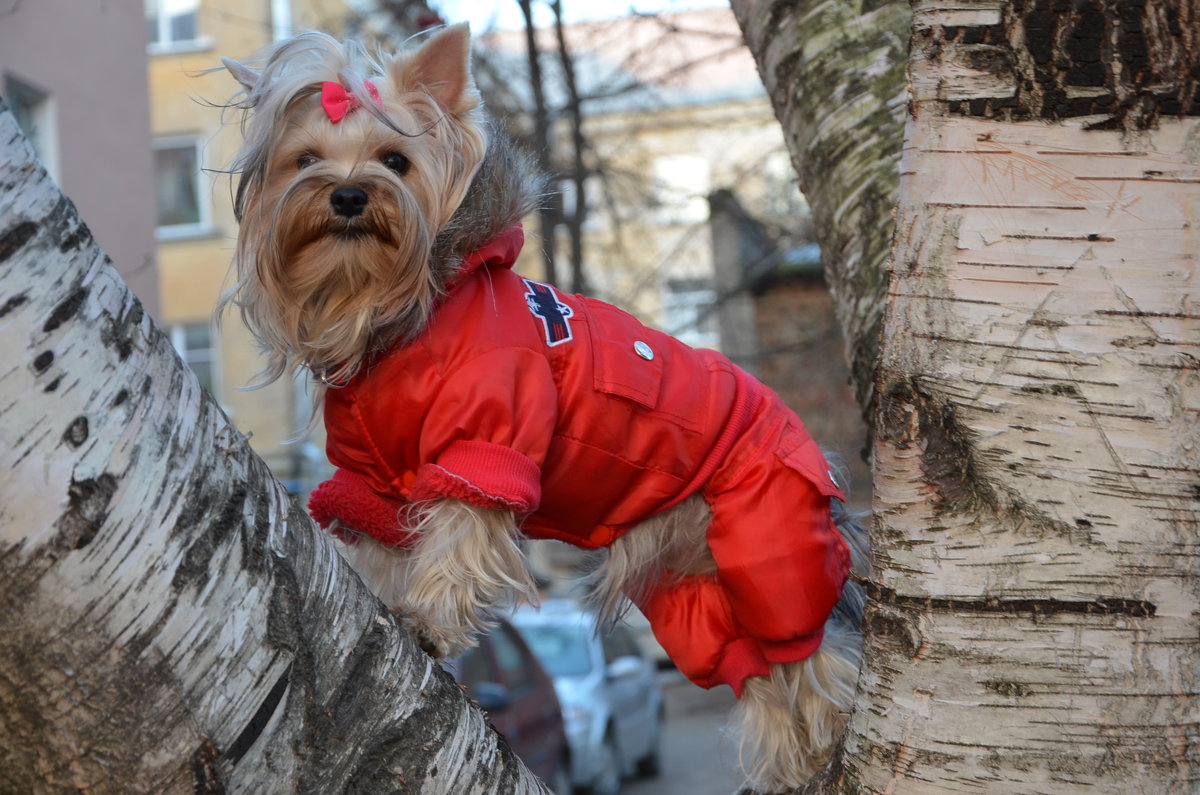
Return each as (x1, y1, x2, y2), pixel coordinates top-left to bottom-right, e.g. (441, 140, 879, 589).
(435, 0, 727, 32)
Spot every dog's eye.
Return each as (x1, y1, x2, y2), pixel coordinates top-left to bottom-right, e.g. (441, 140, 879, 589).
(297, 153, 319, 169)
(381, 152, 410, 176)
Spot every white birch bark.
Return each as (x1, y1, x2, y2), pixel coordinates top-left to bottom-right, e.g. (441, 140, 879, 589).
(0, 105, 545, 794)
(738, 0, 1199, 791)
(858, 110, 1200, 794)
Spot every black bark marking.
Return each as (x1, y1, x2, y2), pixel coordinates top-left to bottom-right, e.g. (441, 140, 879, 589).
(983, 678, 1034, 697)
(224, 665, 292, 766)
(190, 738, 226, 794)
(32, 350, 54, 373)
(43, 376, 62, 393)
(43, 287, 88, 333)
(1020, 383, 1081, 396)
(101, 297, 144, 361)
(0, 220, 37, 262)
(877, 378, 1078, 537)
(173, 484, 248, 591)
(63, 416, 89, 448)
(56, 473, 118, 551)
(878, 379, 993, 515)
(872, 583, 1157, 618)
(57, 218, 92, 254)
(112, 388, 130, 407)
(867, 607, 923, 659)
(0, 293, 29, 318)
(928, 0, 1199, 128)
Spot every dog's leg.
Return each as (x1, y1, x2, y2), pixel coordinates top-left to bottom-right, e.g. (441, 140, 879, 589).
(593, 497, 868, 793)
(736, 622, 861, 791)
(340, 499, 536, 658)
(588, 493, 715, 628)
(737, 507, 868, 792)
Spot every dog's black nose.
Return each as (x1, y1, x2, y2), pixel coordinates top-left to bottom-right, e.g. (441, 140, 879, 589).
(330, 187, 369, 217)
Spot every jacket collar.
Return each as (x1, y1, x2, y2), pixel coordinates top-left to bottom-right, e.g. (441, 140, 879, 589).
(448, 224, 525, 289)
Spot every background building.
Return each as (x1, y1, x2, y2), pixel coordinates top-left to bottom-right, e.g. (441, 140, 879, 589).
(0, 1, 160, 317)
(3, 0, 865, 512)
(147, 0, 351, 491)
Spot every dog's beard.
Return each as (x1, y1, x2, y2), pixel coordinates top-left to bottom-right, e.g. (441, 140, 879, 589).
(236, 170, 439, 384)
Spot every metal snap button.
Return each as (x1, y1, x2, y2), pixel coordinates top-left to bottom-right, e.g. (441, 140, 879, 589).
(633, 341, 654, 360)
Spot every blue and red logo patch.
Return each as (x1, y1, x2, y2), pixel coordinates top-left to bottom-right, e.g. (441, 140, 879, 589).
(522, 279, 574, 347)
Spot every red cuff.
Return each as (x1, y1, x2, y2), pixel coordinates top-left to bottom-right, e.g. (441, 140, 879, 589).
(308, 469, 414, 548)
(710, 630, 827, 698)
(410, 440, 541, 513)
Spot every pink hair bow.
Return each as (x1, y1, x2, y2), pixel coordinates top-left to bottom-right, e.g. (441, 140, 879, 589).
(320, 80, 382, 123)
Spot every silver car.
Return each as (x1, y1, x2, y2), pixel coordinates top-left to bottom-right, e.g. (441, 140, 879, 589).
(512, 600, 664, 795)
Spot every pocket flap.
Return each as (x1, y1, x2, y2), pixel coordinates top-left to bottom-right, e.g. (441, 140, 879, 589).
(777, 423, 846, 501)
(583, 298, 663, 410)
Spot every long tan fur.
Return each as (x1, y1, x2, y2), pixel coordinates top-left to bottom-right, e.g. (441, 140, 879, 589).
(341, 500, 537, 658)
(592, 496, 868, 793)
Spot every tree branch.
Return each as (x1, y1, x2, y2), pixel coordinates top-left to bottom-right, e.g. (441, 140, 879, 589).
(0, 102, 544, 794)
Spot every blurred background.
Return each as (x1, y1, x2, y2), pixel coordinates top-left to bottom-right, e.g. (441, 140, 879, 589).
(0, 2, 868, 790)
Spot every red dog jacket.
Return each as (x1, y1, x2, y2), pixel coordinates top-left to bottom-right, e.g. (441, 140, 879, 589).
(309, 226, 851, 696)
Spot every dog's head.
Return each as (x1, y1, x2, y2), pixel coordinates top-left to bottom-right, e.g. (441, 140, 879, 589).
(222, 25, 487, 385)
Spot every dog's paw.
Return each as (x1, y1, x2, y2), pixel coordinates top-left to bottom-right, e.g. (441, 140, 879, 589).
(396, 609, 467, 659)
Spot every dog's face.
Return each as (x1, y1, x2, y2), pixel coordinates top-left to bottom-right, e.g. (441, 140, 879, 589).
(223, 25, 487, 384)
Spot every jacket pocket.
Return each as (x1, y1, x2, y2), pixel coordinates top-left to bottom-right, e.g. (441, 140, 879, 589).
(581, 297, 664, 411)
(776, 421, 846, 501)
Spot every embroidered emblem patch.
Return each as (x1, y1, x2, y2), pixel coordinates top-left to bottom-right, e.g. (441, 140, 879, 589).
(522, 279, 574, 346)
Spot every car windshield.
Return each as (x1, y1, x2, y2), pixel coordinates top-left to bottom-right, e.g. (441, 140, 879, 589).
(518, 624, 593, 677)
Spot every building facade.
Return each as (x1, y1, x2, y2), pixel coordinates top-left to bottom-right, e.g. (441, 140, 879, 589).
(0, 1, 159, 316)
(147, 0, 349, 491)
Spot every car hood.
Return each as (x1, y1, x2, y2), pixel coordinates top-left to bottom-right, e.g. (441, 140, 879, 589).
(552, 672, 602, 709)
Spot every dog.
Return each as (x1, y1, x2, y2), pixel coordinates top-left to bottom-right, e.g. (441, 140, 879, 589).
(220, 25, 867, 793)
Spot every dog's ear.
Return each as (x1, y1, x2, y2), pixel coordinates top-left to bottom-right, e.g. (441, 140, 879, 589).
(222, 57, 261, 93)
(392, 23, 479, 116)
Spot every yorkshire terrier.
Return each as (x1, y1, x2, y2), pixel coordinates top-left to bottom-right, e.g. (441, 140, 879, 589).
(221, 25, 867, 793)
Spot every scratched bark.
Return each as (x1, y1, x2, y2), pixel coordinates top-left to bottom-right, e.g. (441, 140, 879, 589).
(0, 106, 544, 794)
(738, 0, 1198, 792)
(849, 1, 1200, 792)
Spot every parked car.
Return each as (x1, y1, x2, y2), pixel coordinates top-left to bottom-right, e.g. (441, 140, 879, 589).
(512, 600, 664, 795)
(445, 618, 572, 793)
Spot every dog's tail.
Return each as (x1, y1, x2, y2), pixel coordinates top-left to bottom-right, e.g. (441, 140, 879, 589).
(735, 504, 868, 792)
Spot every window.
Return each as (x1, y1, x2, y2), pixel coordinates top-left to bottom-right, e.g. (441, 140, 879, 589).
(154, 136, 208, 237)
(601, 626, 642, 665)
(171, 322, 218, 396)
(653, 154, 710, 226)
(663, 278, 720, 349)
(146, 0, 205, 52)
(5, 74, 58, 179)
(491, 625, 535, 696)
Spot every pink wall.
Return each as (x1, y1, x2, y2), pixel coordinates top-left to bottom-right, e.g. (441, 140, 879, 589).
(0, 1, 160, 317)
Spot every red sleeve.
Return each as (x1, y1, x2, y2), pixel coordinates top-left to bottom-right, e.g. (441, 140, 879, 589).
(706, 423, 850, 645)
(406, 348, 558, 513)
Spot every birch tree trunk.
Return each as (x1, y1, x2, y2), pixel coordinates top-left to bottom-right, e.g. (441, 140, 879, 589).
(730, 0, 911, 416)
(0, 105, 544, 794)
(738, 0, 1200, 792)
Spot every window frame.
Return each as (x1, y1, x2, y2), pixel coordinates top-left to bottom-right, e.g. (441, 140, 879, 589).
(4, 73, 59, 180)
(662, 277, 720, 349)
(145, 0, 211, 54)
(153, 135, 212, 240)
(170, 321, 220, 399)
